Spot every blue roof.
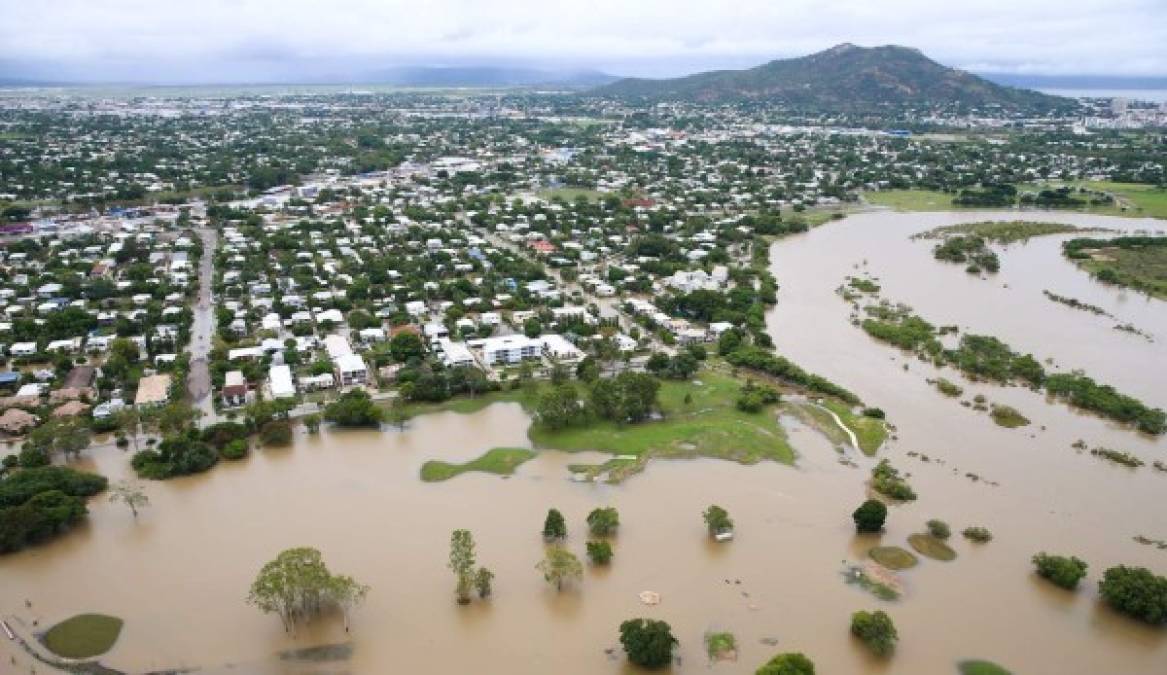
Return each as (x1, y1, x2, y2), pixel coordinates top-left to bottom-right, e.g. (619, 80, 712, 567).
(0, 372, 21, 384)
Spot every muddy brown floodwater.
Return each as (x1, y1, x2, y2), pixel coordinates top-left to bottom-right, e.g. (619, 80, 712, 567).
(3, 210, 1166, 675)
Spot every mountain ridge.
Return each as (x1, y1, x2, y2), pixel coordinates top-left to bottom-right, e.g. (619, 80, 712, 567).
(594, 44, 1068, 110)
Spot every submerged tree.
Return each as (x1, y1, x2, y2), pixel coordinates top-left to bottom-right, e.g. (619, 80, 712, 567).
(247, 547, 369, 634)
(107, 480, 149, 518)
(543, 508, 567, 541)
(537, 545, 583, 591)
(474, 567, 494, 599)
(449, 529, 477, 604)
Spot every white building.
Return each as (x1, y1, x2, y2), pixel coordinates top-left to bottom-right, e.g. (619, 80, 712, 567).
(335, 352, 369, 386)
(269, 365, 296, 399)
(539, 334, 585, 362)
(471, 335, 541, 366)
(438, 339, 477, 368)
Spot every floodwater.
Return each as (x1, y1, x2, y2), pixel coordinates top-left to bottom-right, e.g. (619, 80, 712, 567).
(3, 210, 1166, 674)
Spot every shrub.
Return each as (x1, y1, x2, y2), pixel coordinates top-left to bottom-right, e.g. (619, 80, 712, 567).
(586, 507, 620, 536)
(18, 446, 50, 468)
(850, 610, 897, 656)
(852, 499, 887, 533)
(1098, 566, 1167, 625)
(962, 526, 993, 543)
(756, 652, 816, 675)
(871, 460, 916, 500)
(220, 439, 249, 460)
(201, 421, 249, 449)
(542, 508, 567, 540)
(1032, 553, 1088, 590)
(131, 435, 217, 480)
(259, 419, 293, 446)
(587, 540, 613, 565)
(323, 390, 385, 427)
(926, 519, 951, 540)
(619, 618, 677, 668)
(703, 504, 733, 536)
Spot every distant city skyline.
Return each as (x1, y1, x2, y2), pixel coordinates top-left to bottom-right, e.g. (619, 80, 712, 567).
(1, 0, 1165, 84)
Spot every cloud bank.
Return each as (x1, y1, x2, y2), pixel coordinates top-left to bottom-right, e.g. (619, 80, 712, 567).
(1, 0, 1163, 83)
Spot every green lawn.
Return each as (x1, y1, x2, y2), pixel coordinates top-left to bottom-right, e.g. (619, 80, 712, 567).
(821, 400, 888, 456)
(528, 370, 795, 466)
(420, 447, 536, 482)
(41, 613, 124, 659)
(864, 189, 956, 211)
(1076, 245, 1167, 300)
(865, 183, 1167, 220)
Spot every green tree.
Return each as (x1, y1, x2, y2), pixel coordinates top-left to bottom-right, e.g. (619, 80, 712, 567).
(246, 547, 368, 634)
(703, 504, 733, 536)
(389, 332, 425, 362)
(543, 508, 567, 540)
(107, 480, 149, 518)
(619, 618, 677, 668)
(586, 507, 620, 537)
(1098, 566, 1167, 624)
(536, 545, 582, 591)
(587, 540, 613, 565)
(850, 610, 897, 656)
(474, 567, 494, 599)
(449, 529, 477, 604)
(535, 385, 584, 430)
(756, 652, 816, 675)
(852, 499, 887, 533)
(324, 390, 385, 427)
(523, 317, 542, 338)
(1032, 553, 1088, 590)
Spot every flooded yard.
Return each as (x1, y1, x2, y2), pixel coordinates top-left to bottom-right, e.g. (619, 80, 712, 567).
(3, 211, 1165, 674)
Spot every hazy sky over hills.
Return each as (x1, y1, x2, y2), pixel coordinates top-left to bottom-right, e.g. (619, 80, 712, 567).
(1, 0, 1164, 83)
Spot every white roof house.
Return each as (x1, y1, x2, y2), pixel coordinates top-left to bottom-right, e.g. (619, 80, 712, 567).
(323, 334, 353, 360)
(470, 335, 541, 366)
(335, 352, 368, 386)
(269, 365, 296, 399)
(539, 334, 585, 362)
(438, 339, 476, 368)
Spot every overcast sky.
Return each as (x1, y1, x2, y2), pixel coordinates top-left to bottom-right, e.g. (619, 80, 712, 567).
(1, 0, 1164, 83)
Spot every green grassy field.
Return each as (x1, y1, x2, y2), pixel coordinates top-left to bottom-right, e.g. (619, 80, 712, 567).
(420, 447, 536, 482)
(914, 220, 1093, 243)
(1076, 245, 1167, 300)
(820, 400, 888, 455)
(866, 183, 1167, 220)
(864, 189, 956, 211)
(41, 613, 124, 659)
(529, 370, 795, 465)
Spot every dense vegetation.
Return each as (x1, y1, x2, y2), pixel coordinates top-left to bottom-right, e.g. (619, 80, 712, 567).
(1097, 566, 1167, 625)
(725, 347, 858, 404)
(0, 466, 107, 553)
(859, 304, 1165, 434)
(932, 235, 1000, 273)
(619, 618, 678, 668)
(132, 434, 218, 479)
(850, 610, 898, 656)
(1032, 552, 1088, 590)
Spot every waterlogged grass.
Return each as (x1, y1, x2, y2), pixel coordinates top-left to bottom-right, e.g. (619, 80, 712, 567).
(1076, 245, 1167, 300)
(821, 400, 888, 455)
(531, 371, 795, 465)
(400, 388, 532, 419)
(958, 660, 1014, 675)
(908, 534, 958, 561)
(420, 447, 536, 482)
(42, 613, 124, 659)
(1035, 181, 1167, 219)
(915, 220, 1090, 244)
(990, 404, 1031, 428)
(869, 546, 919, 570)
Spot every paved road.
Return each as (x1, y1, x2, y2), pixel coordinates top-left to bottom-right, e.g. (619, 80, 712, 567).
(187, 227, 218, 424)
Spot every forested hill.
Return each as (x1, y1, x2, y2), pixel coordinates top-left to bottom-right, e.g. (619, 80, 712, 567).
(594, 43, 1068, 111)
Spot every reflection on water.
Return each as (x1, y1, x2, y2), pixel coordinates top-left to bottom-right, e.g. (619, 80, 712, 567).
(3, 211, 1166, 674)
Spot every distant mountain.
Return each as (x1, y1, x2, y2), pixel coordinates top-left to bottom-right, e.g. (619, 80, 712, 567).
(594, 44, 1067, 110)
(977, 73, 1167, 91)
(364, 66, 619, 88)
